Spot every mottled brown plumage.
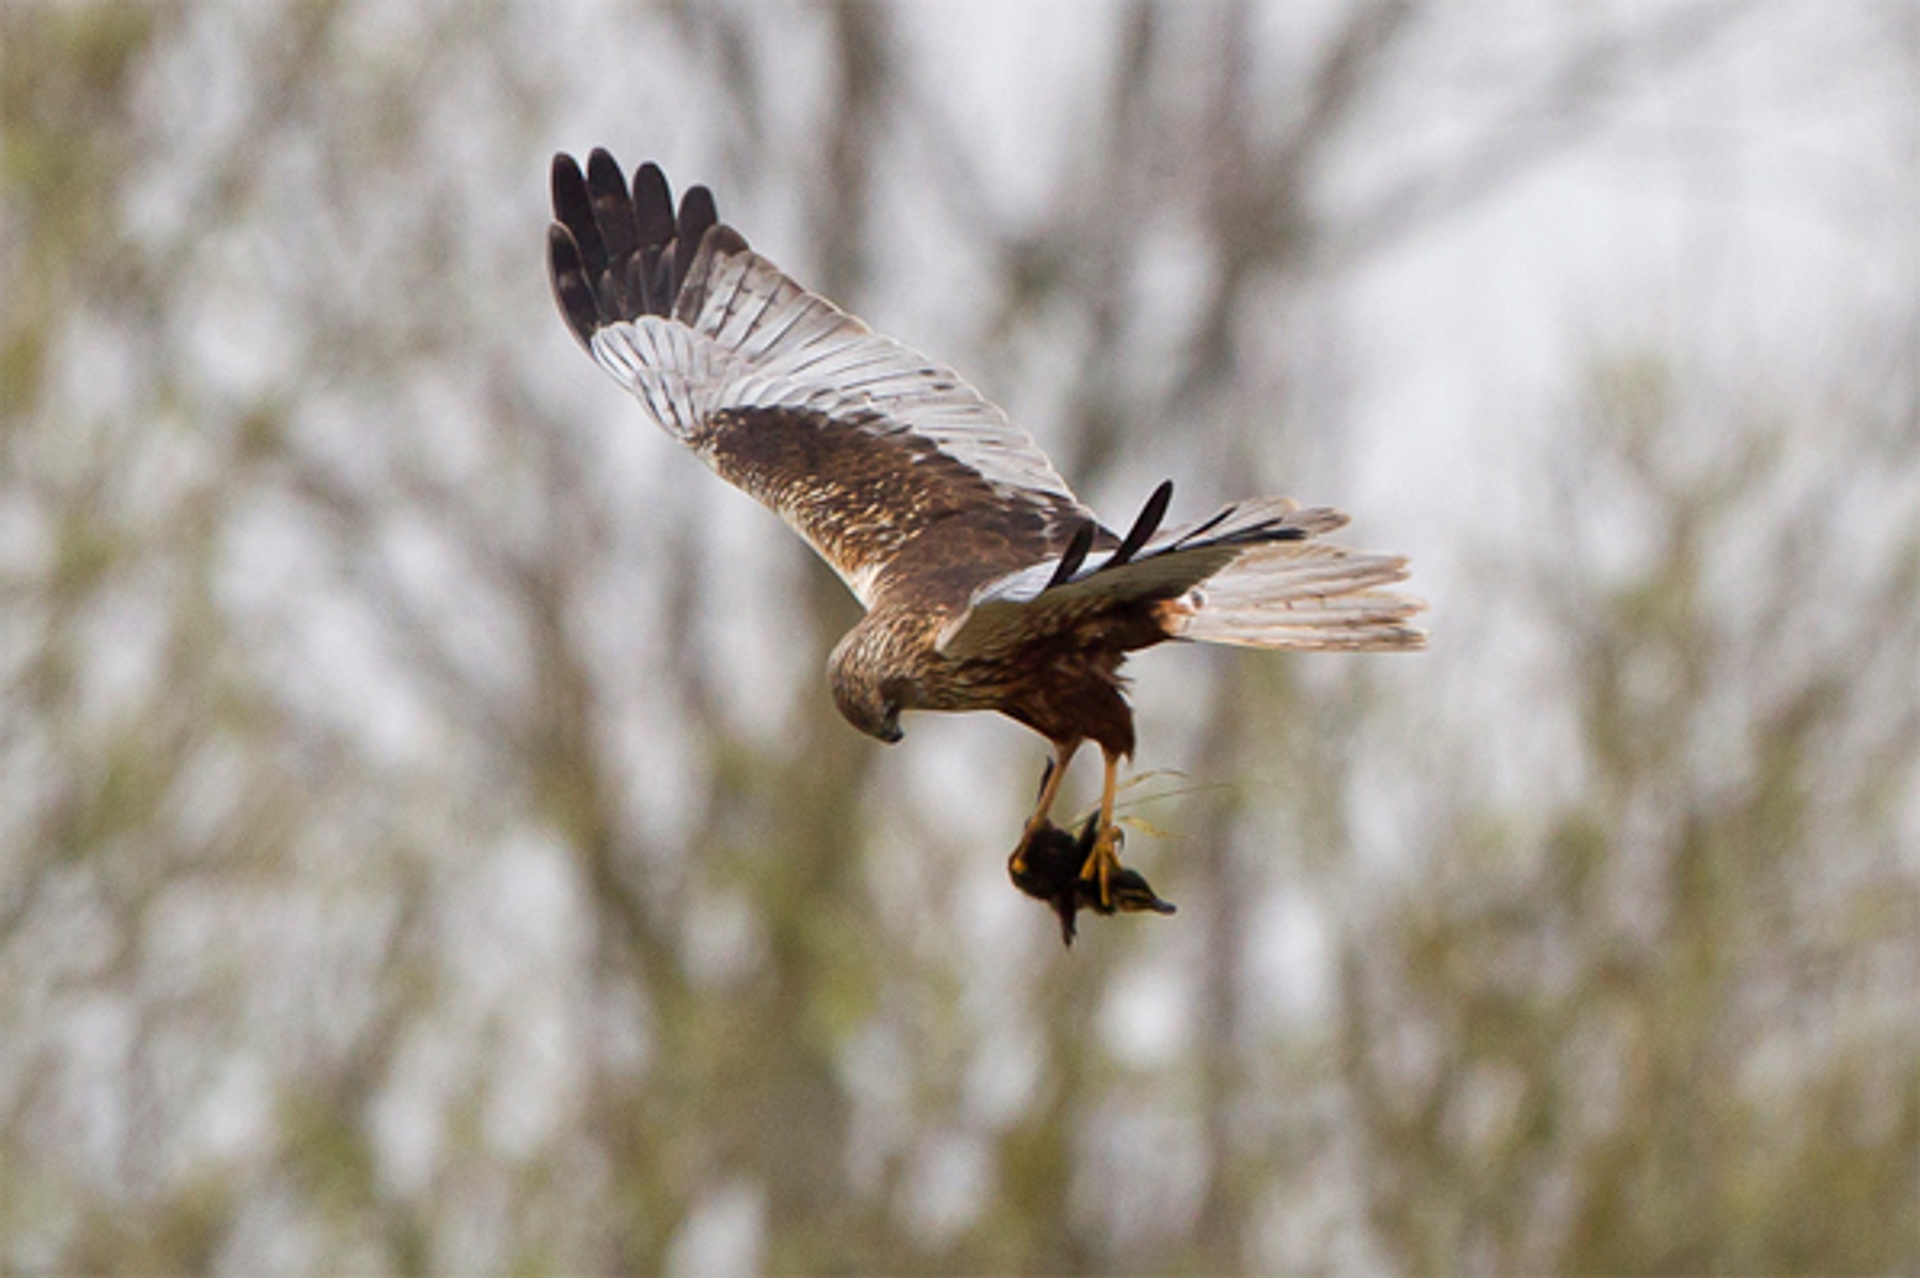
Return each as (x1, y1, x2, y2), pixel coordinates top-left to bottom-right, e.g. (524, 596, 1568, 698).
(547, 149, 1426, 943)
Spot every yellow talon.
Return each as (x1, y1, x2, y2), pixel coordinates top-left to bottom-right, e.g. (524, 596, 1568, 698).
(1010, 744, 1173, 942)
(1079, 823, 1123, 907)
(1076, 748, 1124, 906)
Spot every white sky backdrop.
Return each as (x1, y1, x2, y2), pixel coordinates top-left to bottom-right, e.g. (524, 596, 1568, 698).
(24, 1, 1913, 1268)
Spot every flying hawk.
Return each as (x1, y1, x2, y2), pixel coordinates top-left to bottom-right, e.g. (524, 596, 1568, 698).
(547, 149, 1424, 944)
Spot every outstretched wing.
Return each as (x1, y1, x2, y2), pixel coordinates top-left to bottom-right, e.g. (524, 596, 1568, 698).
(548, 149, 1095, 611)
(940, 494, 1426, 658)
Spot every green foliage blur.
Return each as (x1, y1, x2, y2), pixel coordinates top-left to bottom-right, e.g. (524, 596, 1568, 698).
(3, 1, 1914, 1272)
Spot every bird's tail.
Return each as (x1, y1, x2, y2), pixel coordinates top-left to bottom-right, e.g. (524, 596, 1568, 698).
(1156, 532, 1426, 652)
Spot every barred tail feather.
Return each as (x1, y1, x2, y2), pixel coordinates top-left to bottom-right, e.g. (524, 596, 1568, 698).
(1161, 542, 1427, 651)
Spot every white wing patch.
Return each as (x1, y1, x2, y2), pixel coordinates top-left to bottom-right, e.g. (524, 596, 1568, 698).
(589, 238, 1082, 509)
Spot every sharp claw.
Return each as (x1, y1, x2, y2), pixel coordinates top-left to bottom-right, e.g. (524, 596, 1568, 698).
(1075, 818, 1123, 908)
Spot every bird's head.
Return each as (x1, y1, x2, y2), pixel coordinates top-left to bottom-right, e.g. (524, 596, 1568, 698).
(828, 633, 907, 743)
(844, 691, 904, 744)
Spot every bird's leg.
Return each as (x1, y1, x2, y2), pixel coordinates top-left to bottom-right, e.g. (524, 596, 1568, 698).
(1078, 748, 1124, 907)
(1009, 740, 1079, 882)
(1008, 744, 1177, 942)
(1012, 742, 1076, 854)
(1036, 740, 1078, 824)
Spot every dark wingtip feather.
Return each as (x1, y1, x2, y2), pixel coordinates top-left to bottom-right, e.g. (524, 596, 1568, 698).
(672, 185, 718, 304)
(585, 147, 624, 199)
(629, 162, 676, 316)
(584, 150, 638, 316)
(546, 149, 737, 344)
(1217, 516, 1309, 546)
(1168, 506, 1232, 551)
(631, 163, 675, 248)
(1045, 521, 1097, 590)
(550, 151, 584, 211)
(550, 152, 604, 283)
(547, 223, 600, 349)
(1105, 480, 1173, 569)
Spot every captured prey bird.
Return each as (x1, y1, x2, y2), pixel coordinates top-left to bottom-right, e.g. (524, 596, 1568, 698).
(546, 149, 1425, 944)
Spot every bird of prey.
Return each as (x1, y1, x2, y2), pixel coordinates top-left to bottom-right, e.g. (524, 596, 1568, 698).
(547, 149, 1424, 944)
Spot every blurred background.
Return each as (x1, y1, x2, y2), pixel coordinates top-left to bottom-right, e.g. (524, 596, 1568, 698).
(4, 0, 1917, 1272)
